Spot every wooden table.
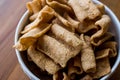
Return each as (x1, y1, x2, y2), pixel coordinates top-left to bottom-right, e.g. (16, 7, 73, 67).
(0, 0, 120, 80)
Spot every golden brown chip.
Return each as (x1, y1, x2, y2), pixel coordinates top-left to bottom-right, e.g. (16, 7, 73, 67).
(14, 41, 30, 51)
(28, 44, 61, 74)
(54, 12, 75, 31)
(14, 23, 51, 51)
(64, 13, 98, 34)
(89, 57, 111, 79)
(99, 41, 117, 57)
(64, 13, 80, 29)
(51, 24, 82, 47)
(91, 32, 113, 46)
(91, 15, 111, 46)
(37, 35, 82, 67)
(52, 18, 74, 32)
(21, 5, 54, 34)
(46, 0, 72, 14)
(27, 0, 42, 14)
(68, 0, 101, 22)
(95, 49, 111, 60)
(80, 34, 96, 73)
(78, 20, 98, 34)
(95, 15, 110, 35)
(67, 55, 83, 79)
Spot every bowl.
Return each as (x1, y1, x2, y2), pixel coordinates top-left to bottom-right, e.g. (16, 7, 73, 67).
(14, 0, 120, 80)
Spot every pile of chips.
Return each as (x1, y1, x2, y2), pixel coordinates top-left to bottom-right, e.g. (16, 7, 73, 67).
(14, 0, 117, 80)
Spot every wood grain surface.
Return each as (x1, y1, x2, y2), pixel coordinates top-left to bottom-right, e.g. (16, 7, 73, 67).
(0, 0, 119, 80)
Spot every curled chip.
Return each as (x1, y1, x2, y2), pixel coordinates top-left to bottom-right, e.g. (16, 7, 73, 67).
(95, 49, 110, 60)
(91, 15, 111, 46)
(27, 0, 42, 14)
(89, 57, 111, 79)
(78, 20, 98, 33)
(67, 55, 83, 80)
(46, 0, 72, 14)
(21, 5, 54, 34)
(28, 44, 61, 74)
(98, 41, 117, 57)
(51, 24, 82, 47)
(80, 34, 96, 73)
(54, 12, 74, 31)
(64, 13, 80, 29)
(68, 0, 101, 22)
(91, 32, 113, 46)
(37, 35, 82, 67)
(14, 23, 51, 51)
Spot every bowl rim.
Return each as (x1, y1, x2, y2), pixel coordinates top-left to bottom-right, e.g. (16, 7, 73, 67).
(94, 0, 120, 80)
(14, 11, 40, 80)
(14, 0, 120, 80)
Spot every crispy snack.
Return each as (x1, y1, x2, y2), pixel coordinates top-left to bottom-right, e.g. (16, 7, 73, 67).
(21, 5, 54, 34)
(89, 57, 111, 79)
(64, 13, 80, 29)
(52, 18, 74, 32)
(67, 55, 83, 80)
(64, 13, 98, 34)
(54, 12, 75, 31)
(14, 23, 51, 51)
(91, 32, 113, 46)
(98, 41, 117, 57)
(28, 0, 47, 21)
(91, 15, 111, 46)
(95, 49, 111, 60)
(80, 34, 96, 73)
(46, 0, 72, 14)
(27, 44, 61, 74)
(51, 24, 82, 47)
(27, 0, 42, 14)
(78, 20, 98, 33)
(37, 35, 82, 67)
(68, 0, 101, 22)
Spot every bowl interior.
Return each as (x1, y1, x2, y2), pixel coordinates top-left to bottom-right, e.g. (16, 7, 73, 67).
(15, 0, 120, 80)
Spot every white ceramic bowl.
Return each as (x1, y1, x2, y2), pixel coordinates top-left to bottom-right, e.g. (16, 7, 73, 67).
(14, 0, 120, 80)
